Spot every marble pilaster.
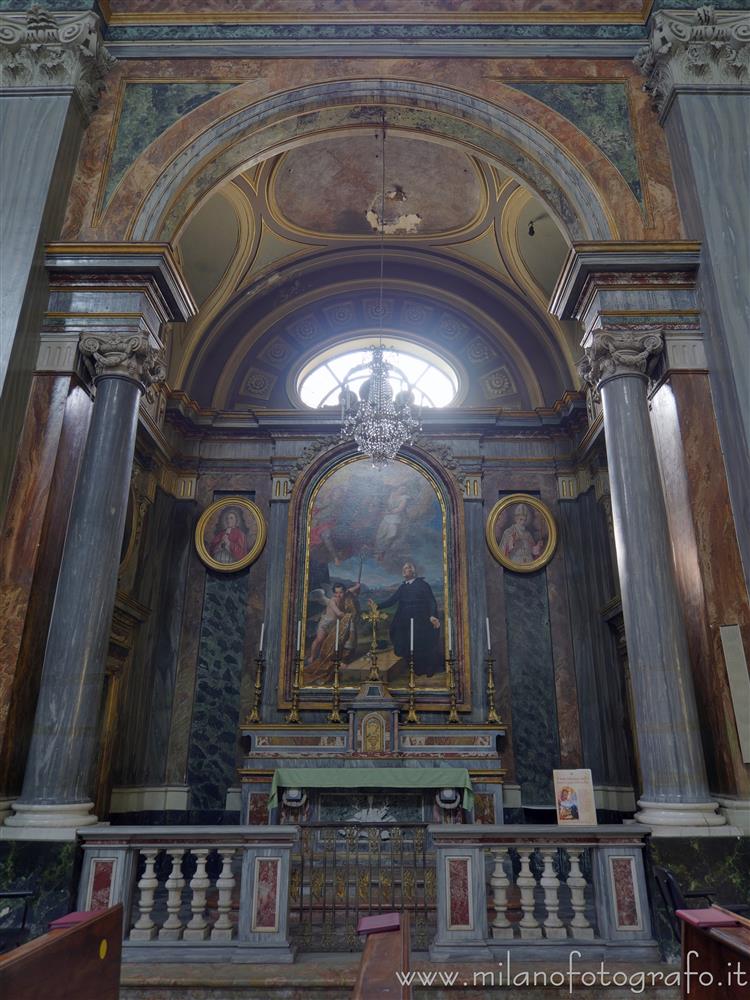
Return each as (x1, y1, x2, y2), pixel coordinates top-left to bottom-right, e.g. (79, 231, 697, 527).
(261, 472, 292, 723)
(636, 6, 750, 593)
(552, 245, 726, 835)
(0, 8, 112, 513)
(462, 476, 490, 723)
(3, 246, 195, 838)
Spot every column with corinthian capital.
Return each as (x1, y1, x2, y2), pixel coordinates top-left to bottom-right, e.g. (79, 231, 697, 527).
(635, 5, 750, 593)
(3, 245, 195, 837)
(552, 244, 727, 834)
(0, 8, 113, 513)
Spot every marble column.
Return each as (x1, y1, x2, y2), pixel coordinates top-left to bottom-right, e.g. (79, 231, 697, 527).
(578, 333, 723, 831)
(0, 8, 112, 514)
(636, 6, 750, 593)
(3, 247, 195, 837)
(551, 244, 726, 834)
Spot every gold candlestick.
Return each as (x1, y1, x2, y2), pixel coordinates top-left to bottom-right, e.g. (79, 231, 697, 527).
(446, 654, 459, 724)
(328, 651, 344, 724)
(485, 656, 501, 724)
(404, 653, 419, 724)
(362, 600, 388, 682)
(286, 654, 302, 724)
(246, 654, 265, 724)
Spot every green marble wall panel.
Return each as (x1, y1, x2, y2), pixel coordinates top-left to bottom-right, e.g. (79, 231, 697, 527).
(104, 82, 234, 208)
(512, 82, 642, 204)
(0, 842, 78, 942)
(504, 568, 560, 807)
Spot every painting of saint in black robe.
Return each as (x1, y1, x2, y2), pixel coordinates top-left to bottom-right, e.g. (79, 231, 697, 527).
(377, 561, 441, 676)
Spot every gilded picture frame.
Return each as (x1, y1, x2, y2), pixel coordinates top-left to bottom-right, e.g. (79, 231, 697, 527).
(195, 496, 267, 573)
(486, 493, 557, 573)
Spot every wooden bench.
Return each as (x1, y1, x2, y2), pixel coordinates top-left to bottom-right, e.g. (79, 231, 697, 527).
(0, 905, 122, 1000)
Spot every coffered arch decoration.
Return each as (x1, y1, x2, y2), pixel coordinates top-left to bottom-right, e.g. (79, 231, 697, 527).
(181, 251, 573, 411)
(278, 441, 471, 714)
(106, 80, 625, 245)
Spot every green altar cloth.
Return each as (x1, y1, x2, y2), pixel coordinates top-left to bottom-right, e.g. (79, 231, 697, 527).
(269, 766, 474, 810)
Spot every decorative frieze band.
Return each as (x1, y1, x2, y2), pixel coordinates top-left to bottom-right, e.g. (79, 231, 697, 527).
(635, 6, 750, 118)
(578, 330, 664, 391)
(79, 333, 166, 392)
(0, 7, 114, 122)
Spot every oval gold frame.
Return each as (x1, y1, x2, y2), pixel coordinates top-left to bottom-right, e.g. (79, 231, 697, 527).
(486, 493, 557, 573)
(195, 497, 267, 573)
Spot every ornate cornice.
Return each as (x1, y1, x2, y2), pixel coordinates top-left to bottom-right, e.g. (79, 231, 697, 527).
(80, 333, 166, 393)
(578, 330, 663, 389)
(0, 6, 114, 122)
(635, 6, 750, 119)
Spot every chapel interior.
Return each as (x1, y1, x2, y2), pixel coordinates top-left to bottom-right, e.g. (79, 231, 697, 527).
(0, 0, 749, 995)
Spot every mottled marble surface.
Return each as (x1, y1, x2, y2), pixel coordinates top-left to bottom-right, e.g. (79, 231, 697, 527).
(0, 842, 78, 943)
(504, 567, 560, 806)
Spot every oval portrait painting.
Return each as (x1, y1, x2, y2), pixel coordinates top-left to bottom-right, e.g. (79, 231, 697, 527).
(195, 497, 266, 573)
(486, 494, 557, 573)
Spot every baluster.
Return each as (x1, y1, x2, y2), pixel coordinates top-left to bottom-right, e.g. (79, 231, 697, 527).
(516, 849, 542, 938)
(490, 848, 513, 938)
(130, 849, 159, 940)
(567, 848, 595, 940)
(184, 848, 211, 940)
(539, 848, 566, 939)
(159, 849, 186, 940)
(212, 849, 237, 941)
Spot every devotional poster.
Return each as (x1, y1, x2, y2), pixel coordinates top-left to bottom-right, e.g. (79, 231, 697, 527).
(301, 457, 448, 690)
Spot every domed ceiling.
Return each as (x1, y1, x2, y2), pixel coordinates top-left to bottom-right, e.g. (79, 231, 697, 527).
(173, 128, 577, 411)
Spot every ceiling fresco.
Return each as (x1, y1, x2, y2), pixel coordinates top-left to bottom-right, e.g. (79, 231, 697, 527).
(270, 134, 489, 237)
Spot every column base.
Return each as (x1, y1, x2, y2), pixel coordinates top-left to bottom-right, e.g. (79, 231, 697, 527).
(0, 797, 14, 824)
(1, 801, 98, 840)
(715, 796, 750, 835)
(634, 799, 733, 837)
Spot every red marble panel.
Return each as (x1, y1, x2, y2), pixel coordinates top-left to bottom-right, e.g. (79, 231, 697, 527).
(89, 859, 115, 911)
(609, 856, 640, 929)
(252, 856, 280, 931)
(474, 792, 496, 824)
(248, 791, 270, 825)
(651, 374, 750, 797)
(447, 856, 472, 929)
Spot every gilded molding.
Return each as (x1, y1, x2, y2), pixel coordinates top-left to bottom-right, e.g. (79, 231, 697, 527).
(0, 7, 114, 122)
(79, 333, 166, 392)
(635, 6, 750, 118)
(578, 329, 663, 388)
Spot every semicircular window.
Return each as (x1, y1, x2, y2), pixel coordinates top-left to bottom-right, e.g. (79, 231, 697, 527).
(298, 341, 458, 409)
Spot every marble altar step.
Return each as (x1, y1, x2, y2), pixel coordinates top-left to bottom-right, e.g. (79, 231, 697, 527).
(120, 955, 681, 1000)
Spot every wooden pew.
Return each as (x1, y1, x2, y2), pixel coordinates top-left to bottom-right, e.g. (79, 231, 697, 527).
(352, 911, 412, 1000)
(678, 905, 750, 999)
(0, 905, 122, 1000)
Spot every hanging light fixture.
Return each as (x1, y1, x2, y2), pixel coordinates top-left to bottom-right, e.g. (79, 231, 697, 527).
(339, 115, 420, 468)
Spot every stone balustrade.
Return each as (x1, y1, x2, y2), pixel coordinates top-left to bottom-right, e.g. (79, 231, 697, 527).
(77, 826, 298, 963)
(429, 825, 657, 962)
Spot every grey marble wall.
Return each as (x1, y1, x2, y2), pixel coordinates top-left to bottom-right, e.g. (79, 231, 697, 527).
(665, 91, 750, 594)
(0, 93, 84, 516)
(557, 489, 635, 789)
(115, 487, 195, 788)
(504, 569, 560, 806)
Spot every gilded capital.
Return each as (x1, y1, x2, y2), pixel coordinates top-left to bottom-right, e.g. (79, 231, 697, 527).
(79, 334, 166, 392)
(578, 330, 663, 390)
(0, 7, 114, 122)
(635, 6, 750, 118)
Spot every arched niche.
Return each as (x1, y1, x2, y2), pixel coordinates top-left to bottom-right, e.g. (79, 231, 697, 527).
(279, 442, 471, 715)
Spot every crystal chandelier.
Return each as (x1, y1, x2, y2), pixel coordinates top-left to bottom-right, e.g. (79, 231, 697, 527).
(339, 116, 420, 467)
(340, 346, 420, 468)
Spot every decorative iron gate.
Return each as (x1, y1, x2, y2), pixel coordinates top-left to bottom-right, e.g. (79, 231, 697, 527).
(289, 822, 435, 951)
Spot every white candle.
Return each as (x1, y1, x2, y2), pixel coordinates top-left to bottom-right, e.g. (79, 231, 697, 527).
(410, 618, 414, 652)
(447, 617, 452, 654)
(335, 618, 340, 652)
(296, 619, 302, 652)
(486, 617, 491, 651)
(259, 622, 265, 653)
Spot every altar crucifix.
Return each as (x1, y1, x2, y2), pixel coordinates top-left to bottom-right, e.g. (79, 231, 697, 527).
(362, 600, 388, 680)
